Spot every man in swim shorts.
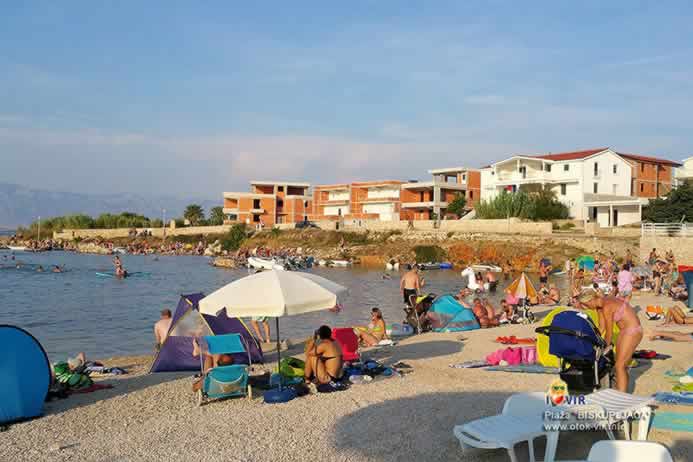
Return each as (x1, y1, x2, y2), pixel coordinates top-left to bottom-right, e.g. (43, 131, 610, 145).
(154, 309, 172, 349)
(251, 317, 271, 343)
(400, 265, 421, 306)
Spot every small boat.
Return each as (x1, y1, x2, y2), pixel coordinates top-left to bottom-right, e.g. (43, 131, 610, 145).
(470, 264, 502, 273)
(439, 262, 453, 269)
(329, 260, 351, 267)
(7, 246, 27, 252)
(418, 262, 441, 270)
(112, 247, 127, 254)
(247, 257, 285, 271)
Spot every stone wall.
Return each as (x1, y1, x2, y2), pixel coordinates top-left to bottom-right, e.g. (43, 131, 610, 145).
(340, 218, 553, 235)
(585, 222, 641, 238)
(640, 236, 693, 265)
(54, 225, 232, 240)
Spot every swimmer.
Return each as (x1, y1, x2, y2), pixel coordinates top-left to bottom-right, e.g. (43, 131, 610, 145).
(52, 265, 63, 273)
(37, 265, 44, 272)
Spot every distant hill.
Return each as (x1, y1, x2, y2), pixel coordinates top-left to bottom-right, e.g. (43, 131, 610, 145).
(0, 183, 219, 228)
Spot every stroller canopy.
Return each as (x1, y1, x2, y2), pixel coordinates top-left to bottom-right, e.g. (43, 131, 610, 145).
(536, 308, 610, 366)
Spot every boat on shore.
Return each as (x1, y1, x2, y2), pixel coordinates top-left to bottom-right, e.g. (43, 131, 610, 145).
(7, 246, 28, 252)
(470, 264, 502, 273)
(247, 257, 285, 271)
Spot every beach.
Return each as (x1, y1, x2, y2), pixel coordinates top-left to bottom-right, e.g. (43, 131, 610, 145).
(2, 292, 691, 462)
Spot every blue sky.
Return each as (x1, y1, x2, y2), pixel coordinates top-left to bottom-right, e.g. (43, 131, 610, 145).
(1, 1, 692, 198)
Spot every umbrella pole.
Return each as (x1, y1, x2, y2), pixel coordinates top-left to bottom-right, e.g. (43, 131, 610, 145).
(275, 317, 282, 390)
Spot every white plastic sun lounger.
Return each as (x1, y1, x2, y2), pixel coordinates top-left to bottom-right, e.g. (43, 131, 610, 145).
(564, 440, 673, 462)
(453, 389, 655, 462)
(453, 392, 560, 462)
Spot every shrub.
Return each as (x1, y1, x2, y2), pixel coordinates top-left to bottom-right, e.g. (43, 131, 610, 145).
(643, 180, 693, 222)
(414, 245, 446, 262)
(221, 224, 249, 251)
(476, 188, 569, 221)
(552, 222, 560, 230)
(560, 222, 575, 230)
(270, 227, 281, 238)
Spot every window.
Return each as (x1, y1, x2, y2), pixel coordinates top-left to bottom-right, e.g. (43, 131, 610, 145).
(253, 214, 260, 223)
(613, 164, 617, 174)
(593, 162, 598, 176)
(462, 174, 466, 181)
(469, 191, 474, 199)
(277, 186, 284, 192)
(560, 184, 567, 196)
(593, 183, 598, 194)
(253, 199, 261, 209)
(545, 164, 552, 172)
(640, 183, 644, 193)
(641, 163, 645, 172)
(612, 184, 618, 194)
(564, 164, 569, 172)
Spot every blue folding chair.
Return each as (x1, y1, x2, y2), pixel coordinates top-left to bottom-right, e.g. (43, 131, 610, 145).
(198, 333, 252, 406)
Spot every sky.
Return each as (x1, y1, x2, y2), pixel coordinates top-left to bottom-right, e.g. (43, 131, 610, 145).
(1, 1, 692, 199)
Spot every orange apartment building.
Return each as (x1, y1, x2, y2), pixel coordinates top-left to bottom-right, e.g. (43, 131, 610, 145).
(618, 153, 682, 198)
(400, 167, 481, 220)
(312, 181, 404, 222)
(223, 181, 312, 227)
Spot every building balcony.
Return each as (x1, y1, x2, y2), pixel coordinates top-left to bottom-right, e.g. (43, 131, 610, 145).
(401, 201, 448, 209)
(222, 207, 239, 214)
(250, 208, 265, 214)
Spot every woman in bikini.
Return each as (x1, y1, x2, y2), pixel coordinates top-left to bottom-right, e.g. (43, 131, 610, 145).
(355, 308, 387, 346)
(577, 293, 643, 393)
(304, 325, 343, 384)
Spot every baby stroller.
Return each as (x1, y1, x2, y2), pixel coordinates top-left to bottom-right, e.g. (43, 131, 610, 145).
(404, 293, 436, 334)
(535, 310, 614, 393)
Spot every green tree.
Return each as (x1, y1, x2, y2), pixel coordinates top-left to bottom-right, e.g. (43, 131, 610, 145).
(643, 181, 693, 222)
(221, 223, 249, 251)
(475, 186, 569, 221)
(183, 204, 205, 226)
(208, 206, 225, 226)
(446, 194, 467, 218)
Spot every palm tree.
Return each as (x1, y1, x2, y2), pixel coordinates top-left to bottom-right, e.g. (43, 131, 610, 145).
(208, 206, 225, 226)
(183, 204, 205, 226)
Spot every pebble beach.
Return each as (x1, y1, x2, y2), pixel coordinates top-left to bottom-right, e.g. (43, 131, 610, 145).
(1, 293, 691, 462)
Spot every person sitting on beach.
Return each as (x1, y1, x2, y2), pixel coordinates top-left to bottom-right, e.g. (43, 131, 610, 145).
(660, 302, 693, 326)
(576, 292, 642, 393)
(472, 298, 498, 328)
(499, 299, 515, 321)
(191, 337, 235, 392)
(400, 265, 421, 306)
(539, 284, 560, 305)
(355, 308, 387, 346)
(304, 325, 343, 385)
(154, 309, 172, 349)
(648, 329, 693, 342)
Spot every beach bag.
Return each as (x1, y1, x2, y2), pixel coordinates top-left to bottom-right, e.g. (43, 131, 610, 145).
(501, 347, 522, 366)
(485, 348, 506, 366)
(521, 346, 537, 365)
(279, 357, 305, 378)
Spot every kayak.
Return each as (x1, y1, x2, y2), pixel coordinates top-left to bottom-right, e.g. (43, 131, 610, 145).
(96, 271, 151, 278)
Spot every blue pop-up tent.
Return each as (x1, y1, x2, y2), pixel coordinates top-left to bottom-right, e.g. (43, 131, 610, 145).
(0, 325, 51, 424)
(428, 295, 480, 332)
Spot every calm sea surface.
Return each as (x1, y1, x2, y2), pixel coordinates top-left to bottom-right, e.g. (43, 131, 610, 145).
(0, 250, 566, 361)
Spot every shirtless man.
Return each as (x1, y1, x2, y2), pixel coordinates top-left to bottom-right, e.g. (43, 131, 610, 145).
(400, 265, 421, 306)
(485, 271, 498, 293)
(539, 259, 552, 285)
(304, 325, 343, 384)
(154, 309, 172, 349)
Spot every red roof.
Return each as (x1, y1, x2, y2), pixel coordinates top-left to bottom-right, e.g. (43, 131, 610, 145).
(531, 148, 608, 161)
(525, 147, 681, 167)
(616, 152, 682, 167)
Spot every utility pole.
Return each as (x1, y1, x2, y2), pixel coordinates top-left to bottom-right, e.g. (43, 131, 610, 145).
(37, 216, 41, 241)
(162, 209, 166, 238)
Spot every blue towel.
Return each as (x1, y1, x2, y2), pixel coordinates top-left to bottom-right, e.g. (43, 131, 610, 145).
(485, 364, 560, 374)
(653, 392, 693, 406)
(652, 412, 693, 432)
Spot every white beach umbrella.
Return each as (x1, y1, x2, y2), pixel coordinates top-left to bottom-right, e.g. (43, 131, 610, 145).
(199, 270, 347, 317)
(199, 270, 347, 384)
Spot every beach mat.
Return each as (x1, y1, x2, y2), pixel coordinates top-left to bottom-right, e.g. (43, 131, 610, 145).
(652, 412, 693, 432)
(485, 364, 559, 374)
(653, 392, 693, 406)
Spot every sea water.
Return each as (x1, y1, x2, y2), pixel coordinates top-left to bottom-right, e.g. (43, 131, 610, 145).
(0, 250, 568, 361)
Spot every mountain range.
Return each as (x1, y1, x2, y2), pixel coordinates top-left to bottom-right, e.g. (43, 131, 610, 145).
(0, 183, 219, 228)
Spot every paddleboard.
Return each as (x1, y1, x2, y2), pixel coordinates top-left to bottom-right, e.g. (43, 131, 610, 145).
(96, 271, 151, 278)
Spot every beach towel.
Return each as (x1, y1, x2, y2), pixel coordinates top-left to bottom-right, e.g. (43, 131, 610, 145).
(653, 392, 693, 406)
(651, 412, 693, 432)
(495, 336, 536, 345)
(449, 360, 488, 369)
(67, 383, 113, 395)
(673, 382, 693, 393)
(485, 364, 560, 374)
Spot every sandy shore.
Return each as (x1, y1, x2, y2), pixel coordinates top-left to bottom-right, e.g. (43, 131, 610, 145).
(2, 293, 692, 461)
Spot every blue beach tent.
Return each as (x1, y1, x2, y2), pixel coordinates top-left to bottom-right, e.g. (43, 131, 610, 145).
(428, 295, 480, 332)
(0, 325, 51, 424)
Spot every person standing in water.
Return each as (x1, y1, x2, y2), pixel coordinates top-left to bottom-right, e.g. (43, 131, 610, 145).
(400, 265, 421, 306)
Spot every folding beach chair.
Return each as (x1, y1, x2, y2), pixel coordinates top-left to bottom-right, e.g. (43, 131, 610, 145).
(575, 440, 673, 462)
(331, 328, 360, 362)
(197, 333, 252, 406)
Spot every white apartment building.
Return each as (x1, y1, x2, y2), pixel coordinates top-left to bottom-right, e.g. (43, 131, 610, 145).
(675, 157, 693, 185)
(480, 148, 648, 227)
